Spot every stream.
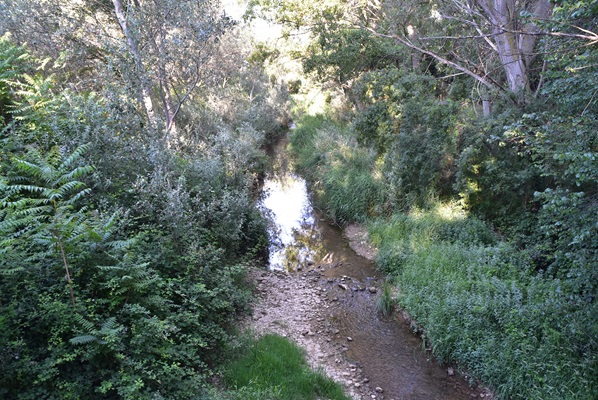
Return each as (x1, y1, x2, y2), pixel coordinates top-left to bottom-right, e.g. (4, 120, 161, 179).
(257, 135, 485, 400)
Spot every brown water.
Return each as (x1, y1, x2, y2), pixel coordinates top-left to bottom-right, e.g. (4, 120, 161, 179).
(260, 135, 482, 399)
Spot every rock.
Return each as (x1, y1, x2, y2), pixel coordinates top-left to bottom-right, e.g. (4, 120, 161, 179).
(354, 382, 361, 388)
(347, 336, 353, 342)
(333, 329, 340, 334)
(338, 283, 349, 290)
(368, 286, 378, 294)
(375, 387, 384, 393)
(342, 372, 351, 377)
(327, 278, 334, 283)
(447, 367, 454, 376)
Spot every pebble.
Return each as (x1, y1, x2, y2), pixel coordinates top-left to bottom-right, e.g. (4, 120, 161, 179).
(347, 336, 353, 342)
(338, 283, 349, 290)
(375, 387, 384, 393)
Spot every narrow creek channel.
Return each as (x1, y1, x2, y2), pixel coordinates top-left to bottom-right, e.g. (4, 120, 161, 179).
(257, 134, 485, 400)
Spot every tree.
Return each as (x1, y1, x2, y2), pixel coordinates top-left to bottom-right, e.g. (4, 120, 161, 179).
(0, 0, 233, 141)
(109, 0, 233, 140)
(366, 0, 597, 101)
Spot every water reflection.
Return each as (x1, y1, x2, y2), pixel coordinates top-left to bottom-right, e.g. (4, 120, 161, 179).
(261, 172, 324, 270)
(260, 138, 323, 271)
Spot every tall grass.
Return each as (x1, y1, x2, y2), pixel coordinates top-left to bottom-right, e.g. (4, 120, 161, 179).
(289, 115, 385, 224)
(222, 334, 349, 400)
(369, 203, 598, 400)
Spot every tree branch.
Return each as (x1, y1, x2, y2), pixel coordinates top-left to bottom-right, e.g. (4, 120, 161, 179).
(365, 27, 500, 91)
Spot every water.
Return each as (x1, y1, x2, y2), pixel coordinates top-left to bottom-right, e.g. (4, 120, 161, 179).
(260, 135, 324, 271)
(259, 135, 482, 399)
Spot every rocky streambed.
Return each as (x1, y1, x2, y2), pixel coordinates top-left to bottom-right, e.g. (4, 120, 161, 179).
(245, 224, 490, 400)
(249, 135, 491, 399)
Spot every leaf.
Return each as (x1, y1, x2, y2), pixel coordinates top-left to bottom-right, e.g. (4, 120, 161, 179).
(69, 335, 98, 345)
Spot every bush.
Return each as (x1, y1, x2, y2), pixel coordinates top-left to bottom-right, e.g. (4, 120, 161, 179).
(0, 40, 269, 399)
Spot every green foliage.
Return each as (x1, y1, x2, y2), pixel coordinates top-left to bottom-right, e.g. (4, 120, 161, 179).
(351, 68, 460, 209)
(0, 33, 29, 125)
(454, 113, 545, 226)
(304, 28, 399, 86)
(369, 203, 598, 399)
(223, 334, 349, 400)
(0, 144, 94, 307)
(0, 35, 271, 399)
(277, 0, 596, 398)
(290, 115, 385, 224)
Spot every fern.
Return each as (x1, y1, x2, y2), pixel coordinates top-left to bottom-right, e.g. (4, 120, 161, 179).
(0, 145, 95, 307)
(70, 316, 121, 346)
(69, 335, 98, 345)
(73, 313, 95, 332)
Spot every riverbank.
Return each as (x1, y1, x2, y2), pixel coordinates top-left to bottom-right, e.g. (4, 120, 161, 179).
(286, 114, 598, 399)
(244, 223, 489, 400)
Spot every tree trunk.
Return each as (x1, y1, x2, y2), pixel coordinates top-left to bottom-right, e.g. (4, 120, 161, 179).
(477, 0, 552, 93)
(111, 0, 158, 134)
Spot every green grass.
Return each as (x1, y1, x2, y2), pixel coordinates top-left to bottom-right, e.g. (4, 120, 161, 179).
(222, 334, 349, 400)
(375, 281, 395, 317)
(289, 114, 385, 224)
(368, 203, 598, 400)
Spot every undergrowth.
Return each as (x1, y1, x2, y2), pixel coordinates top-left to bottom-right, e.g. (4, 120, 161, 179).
(289, 114, 598, 400)
(369, 203, 597, 400)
